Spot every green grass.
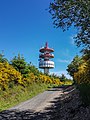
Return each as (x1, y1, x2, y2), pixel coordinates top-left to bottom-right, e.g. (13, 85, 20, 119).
(63, 80, 73, 85)
(0, 83, 54, 111)
(0, 81, 72, 111)
(78, 83, 90, 106)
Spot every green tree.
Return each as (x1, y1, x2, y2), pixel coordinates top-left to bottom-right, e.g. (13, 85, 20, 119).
(27, 63, 41, 76)
(49, 0, 90, 51)
(10, 54, 30, 77)
(66, 55, 83, 78)
(0, 53, 8, 63)
(50, 73, 60, 79)
(60, 74, 67, 82)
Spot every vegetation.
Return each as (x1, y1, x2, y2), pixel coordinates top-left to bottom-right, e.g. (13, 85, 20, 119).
(67, 55, 83, 78)
(67, 54, 90, 105)
(49, 0, 90, 106)
(49, 0, 90, 52)
(0, 83, 53, 111)
(77, 84, 90, 106)
(0, 53, 8, 63)
(0, 53, 72, 111)
(49, 73, 73, 85)
(0, 62, 22, 90)
(10, 54, 30, 77)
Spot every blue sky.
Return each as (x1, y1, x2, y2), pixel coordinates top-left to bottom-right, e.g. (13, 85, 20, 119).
(0, 0, 81, 78)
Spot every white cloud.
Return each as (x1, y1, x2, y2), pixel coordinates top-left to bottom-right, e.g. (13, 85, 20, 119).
(62, 49, 70, 57)
(58, 59, 70, 63)
(57, 59, 72, 64)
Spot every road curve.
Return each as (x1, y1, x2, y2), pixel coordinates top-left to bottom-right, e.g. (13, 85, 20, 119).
(9, 87, 64, 112)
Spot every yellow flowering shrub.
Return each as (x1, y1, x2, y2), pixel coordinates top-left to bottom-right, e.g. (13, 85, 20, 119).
(38, 74, 62, 85)
(0, 62, 22, 90)
(22, 72, 36, 85)
(74, 62, 90, 84)
(0, 62, 62, 90)
(0, 61, 64, 90)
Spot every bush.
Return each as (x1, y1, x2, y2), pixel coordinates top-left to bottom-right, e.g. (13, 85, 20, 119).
(74, 62, 90, 84)
(78, 84, 90, 106)
(38, 74, 62, 85)
(0, 62, 22, 90)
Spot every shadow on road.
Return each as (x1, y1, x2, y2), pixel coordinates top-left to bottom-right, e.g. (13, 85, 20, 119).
(0, 85, 77, 120)
(47, 85, 73, 91)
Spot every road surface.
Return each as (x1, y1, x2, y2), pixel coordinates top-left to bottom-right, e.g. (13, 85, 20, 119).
(0, 85, 78, 120)
(9, 87, 64, 112)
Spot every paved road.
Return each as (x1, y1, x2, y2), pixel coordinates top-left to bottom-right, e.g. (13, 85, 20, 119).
(0, 85, 78, 120)
(9, 87, 63, 112)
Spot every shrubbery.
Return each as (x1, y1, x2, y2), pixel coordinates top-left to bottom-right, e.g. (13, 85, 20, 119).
(67, 52, 90, 105)
(0, 62, 22, 90)
(0, 61, 62, 90)
(0, 54, 66, 91)
(0, 53, 73, 111)
(74, 62, 90, 84)
(77, 84, 90, 106)
(67, 54, 90, 85)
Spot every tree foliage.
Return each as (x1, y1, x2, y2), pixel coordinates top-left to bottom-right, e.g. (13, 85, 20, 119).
(60, 74, 67, 82)
(27, 63, 40, 76)
(10, 54, 30, 77)
(49, 0, 90, 51)
(74, 59, 90, 84)
(67, 55, 83, 77)
(67, 54, 90, 84)
(0, 53, 8, 63)
(1, 54, 70, 91)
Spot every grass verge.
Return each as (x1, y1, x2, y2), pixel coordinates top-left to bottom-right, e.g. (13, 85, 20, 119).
(0, 83, 55, 111)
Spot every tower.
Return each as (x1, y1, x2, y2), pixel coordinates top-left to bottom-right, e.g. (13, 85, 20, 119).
(39, 42, 54, 74)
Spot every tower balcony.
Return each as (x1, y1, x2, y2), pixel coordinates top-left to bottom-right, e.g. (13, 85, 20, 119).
(39, 47, 54, 53)
(39, 53, 54, 59)
(39, 61, 54, 68)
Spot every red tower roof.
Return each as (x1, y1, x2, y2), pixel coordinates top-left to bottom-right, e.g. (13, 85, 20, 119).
(39, 42, 54, 53)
